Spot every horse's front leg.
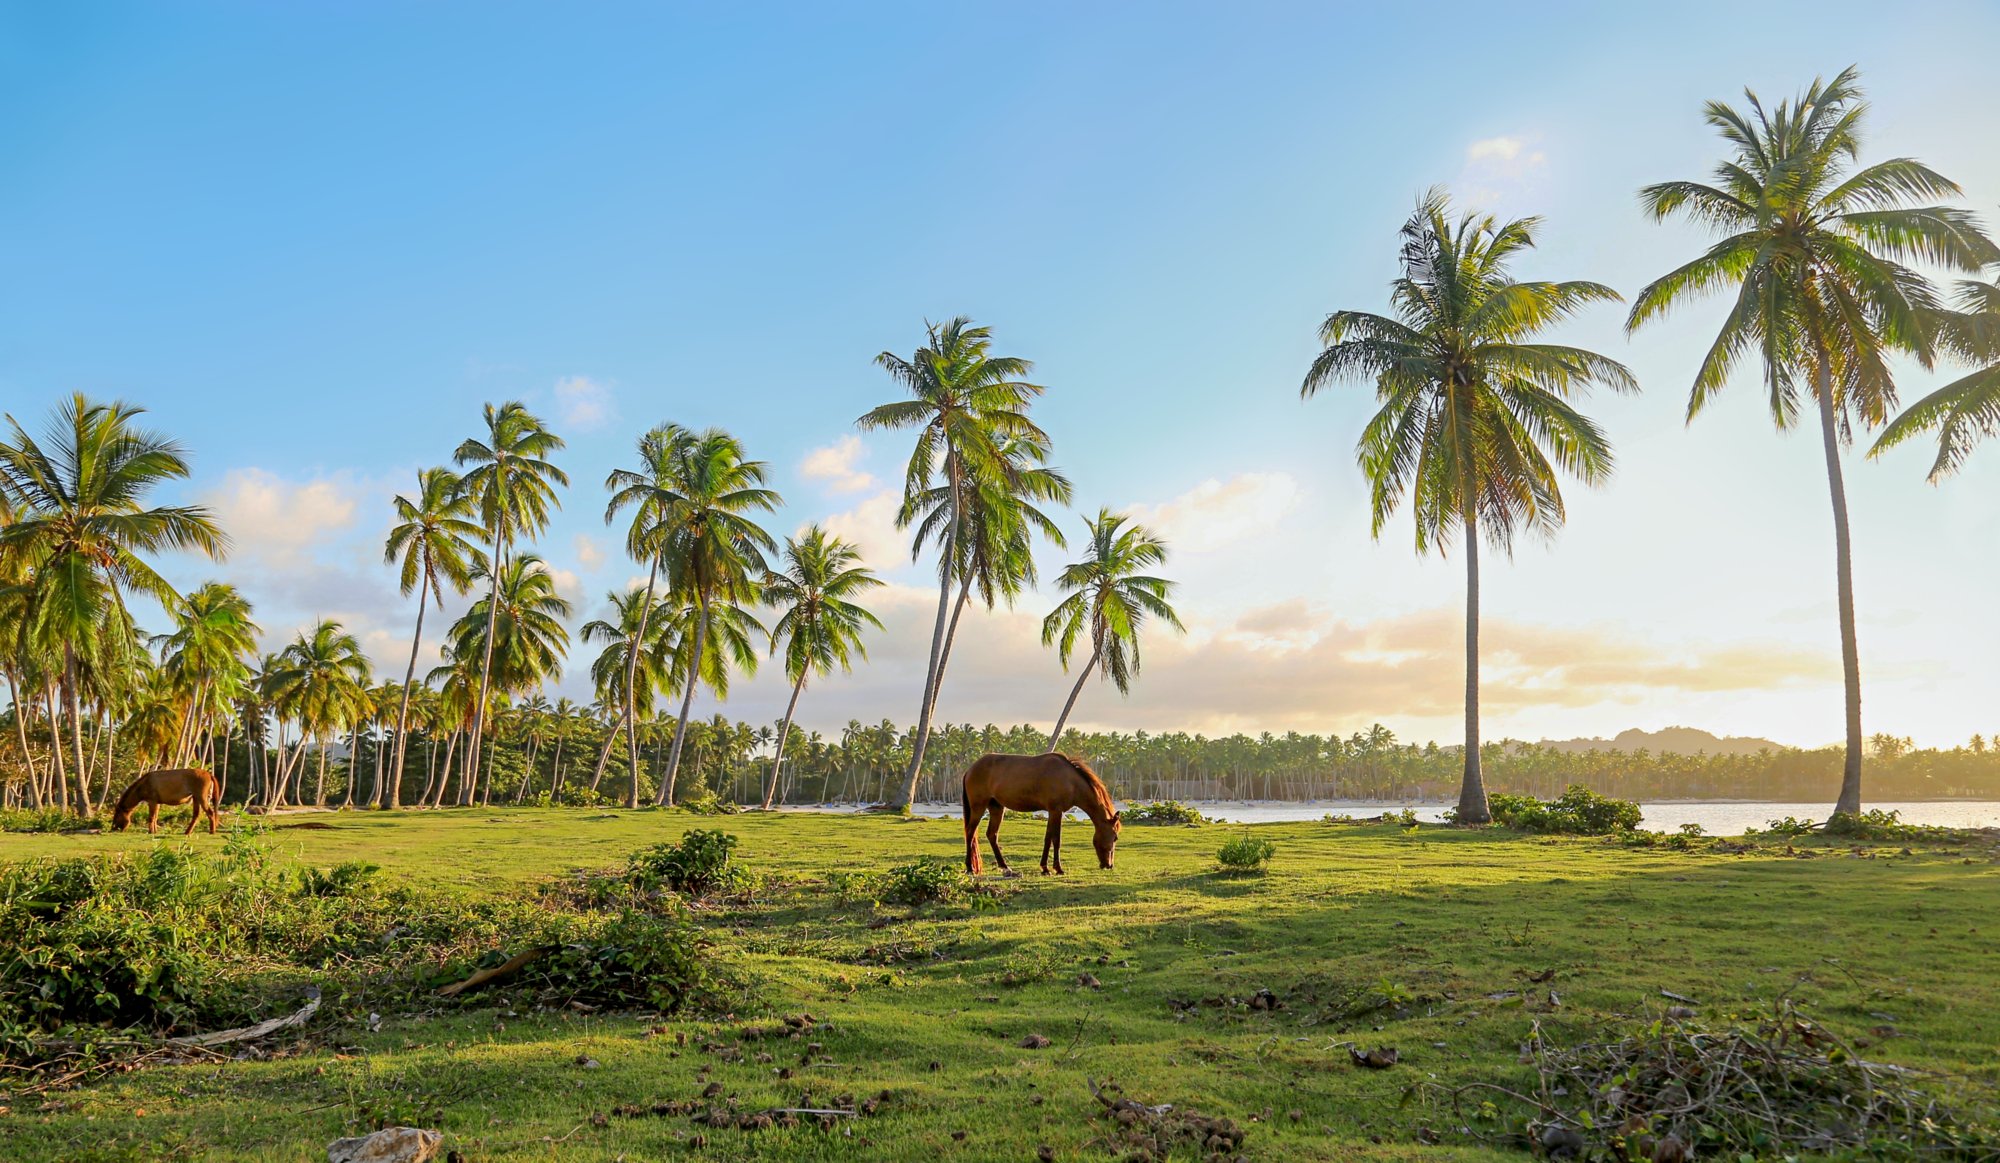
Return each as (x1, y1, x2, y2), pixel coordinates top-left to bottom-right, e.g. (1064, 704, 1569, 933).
(1051, 814, 1065, 875)
(1040, 814, 1057, 875)
(147, 803, 159, 835)
(986, 806, 1010, 872)
(184, 801, 199, 835)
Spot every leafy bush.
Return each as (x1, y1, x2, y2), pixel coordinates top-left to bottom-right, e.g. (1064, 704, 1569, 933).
(676, 793, 740, 816)
(1754, 816, 1820, 837)
(1476, 786, 1642, 835)
(1123, 800, 1208, 826)
(1216, 834, 1276, 872)
(529, 908, 713, 1013)
(877, 858, 968, 905)
(627, 829, 747, 896)
(1825, 808, 1956, 842)
(294, 861, 380, 897)
(0, 807, 98, 833)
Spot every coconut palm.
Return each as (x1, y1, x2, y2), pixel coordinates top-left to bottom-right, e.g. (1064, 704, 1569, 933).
(1041, 509, 1183, 749)
(858, 318, 1053, 807)
(1626, 66, 1999, 816)
(581, 584, 677, 803)
(453, 402, 567, 801)
(603, 424, 696, 807)
(383, 466, 484, 808)
(1873, 279, 2000, 479)
(658, 591, 763, 803)
(759, 527, 883, 809)
(1303, 189, 1636, 823)
(0, 395, 227, 813)
(441, 553, 573, 804)
(157, 581, 259, 768)
(267, 620, 372, 808)
(649, 427, 779, 806)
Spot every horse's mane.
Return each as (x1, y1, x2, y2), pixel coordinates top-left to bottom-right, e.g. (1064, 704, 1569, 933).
(1055, 753, 1114, 813)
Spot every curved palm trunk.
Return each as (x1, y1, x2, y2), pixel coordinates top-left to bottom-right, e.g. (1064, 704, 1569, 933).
(1456, 505, 1490, 824)
(763, 673, 807, 809)
(1046, 641, 1101, 752)
(44, 683, 69, 812)
(624, 559, 662, 809)
(65, 650, 92, 814)
(897, 462, 963, 808)
(589, 707, 628, 796)
(1815, 367, 1865, 816)
(386, 586, 431, 810)
(464, 541, 506, 807)
(314, 742, 329, 807)
(6, 669, 40, 809)
(660, 598, 709, 806)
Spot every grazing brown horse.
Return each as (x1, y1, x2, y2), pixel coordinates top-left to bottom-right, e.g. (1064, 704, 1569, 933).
(962, 752, 1121, 876)
(111, 768, 222, 835)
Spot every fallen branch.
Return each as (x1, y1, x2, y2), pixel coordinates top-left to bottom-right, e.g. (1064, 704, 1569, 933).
(437, 946, 555, 998)
(168, 988, 321, 1048)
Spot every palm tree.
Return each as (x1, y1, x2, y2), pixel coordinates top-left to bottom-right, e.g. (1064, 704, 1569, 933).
(1041, 509, 1183, 749)
(453, 402, 567, 803)
(658, 591, 763, 803)
(604, 424, 690, 807)
(267, 620, 372, 808)
(581, 584, 677, 803)
(0, 395, 228, 813)
(650, 427, 779, 806)
(157, 581, 259, 768)
(382, 466, 483, 809)
(1873, 279, 2000, 478)
(760, 526, 883, 808)
(441, 553, 573, 804)
(858, 318, 1052, 807)
(1626, 66, 1998, 816)
(1303, 189, 1636, 823)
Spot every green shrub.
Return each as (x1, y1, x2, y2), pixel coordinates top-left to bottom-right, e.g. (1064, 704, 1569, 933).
(627, 829, 745, 895)
(529, 908, 714, 1013)
(1754, 816, 1820, 837)
(1824, 808, 1956, 842)
(0, 807, 97, 833)
(1123, 800, 1208, 826)
(1474, 786, 1642, 834)
(294, 861, 380, 897)
(877, 858, 968, 906)
(1216, 833, 1276, 872)
(676, 793, 740, 816)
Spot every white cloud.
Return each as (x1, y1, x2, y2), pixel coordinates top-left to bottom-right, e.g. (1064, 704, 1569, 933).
(819, 488, 908, 572)
(573, 533, 607, 571)
(554, 375, 614, 432)
(1459, 134, 1548, 203)
(1123, 472, 1303, 554)
(800, 435, 878, 494)
(203, 468, 363, 567)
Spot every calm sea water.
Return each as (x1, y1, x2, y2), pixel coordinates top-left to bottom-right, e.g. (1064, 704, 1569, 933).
(808, 799, 2000, 834)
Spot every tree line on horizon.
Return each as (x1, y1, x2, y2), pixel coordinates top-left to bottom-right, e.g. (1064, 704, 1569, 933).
(3, 66, 1999, 822)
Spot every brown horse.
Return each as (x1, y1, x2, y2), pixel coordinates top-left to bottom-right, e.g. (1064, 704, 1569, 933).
(111, 768, 222, 835)
(962, 752, 1120, 876)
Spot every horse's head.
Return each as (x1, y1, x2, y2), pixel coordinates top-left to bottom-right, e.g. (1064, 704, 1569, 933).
(110, 802, 133, 831)
(1093, 811, 1122, 869)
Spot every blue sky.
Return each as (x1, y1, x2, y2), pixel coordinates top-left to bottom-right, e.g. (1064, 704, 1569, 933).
(4, 2, 1998, 747)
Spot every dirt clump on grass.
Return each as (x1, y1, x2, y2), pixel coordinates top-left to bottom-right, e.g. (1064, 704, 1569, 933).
(1087, 1077, 1248, 1163)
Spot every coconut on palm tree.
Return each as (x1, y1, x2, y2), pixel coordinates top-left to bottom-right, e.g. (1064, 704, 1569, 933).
(1304, 189, 1636, 824)
(1627, 66, 1999, 817)
(383, 466, 484, 808)
(453, 402, 567, 804)
(0, 395, 228, 813)
(760, 526, 883, 809)
(858, 318, 1055, 808)
(1041, 509, 1183, 750)
(1873, 279, 2000, 479)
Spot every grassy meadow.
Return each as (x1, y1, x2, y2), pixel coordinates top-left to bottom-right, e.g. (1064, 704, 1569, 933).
(3, 809, 1999, 1162)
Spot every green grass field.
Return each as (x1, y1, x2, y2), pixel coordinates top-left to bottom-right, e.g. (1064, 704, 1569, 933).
(3, 809, 1998, 1161)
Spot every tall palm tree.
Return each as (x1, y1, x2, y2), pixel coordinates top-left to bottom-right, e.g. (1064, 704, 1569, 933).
(441, 553, 573, 805)
(453, 402, 567, 802)
(383, 466, 483, 809)
(0, 395, 227, 813)
(267, 620, 372, 808)
(1041, 509, 1183, 749)
(760, 526, 883, 809)
(1626, 67, 1997, 816)
(650, 428, 779, 805)
(581, 584, 677, 804)
(1303, 189, 1636, 823)
(157, 581, 259, 768)
(604, 424, 690, 807)
(858, 318, 1052, 807)
(1873, 279, 2000, 478)
(657, 592, 763, 803)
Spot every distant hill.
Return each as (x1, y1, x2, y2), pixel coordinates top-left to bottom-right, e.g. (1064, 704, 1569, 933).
(1537, 726, 1784, 756)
